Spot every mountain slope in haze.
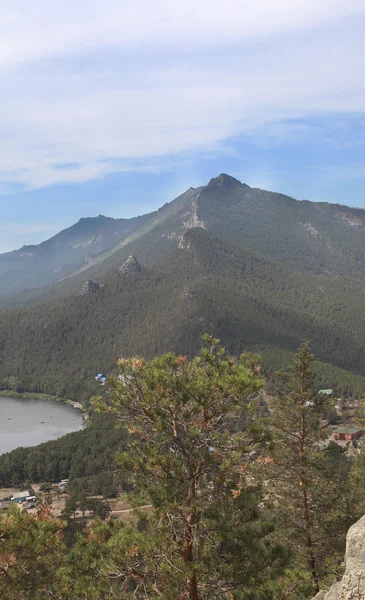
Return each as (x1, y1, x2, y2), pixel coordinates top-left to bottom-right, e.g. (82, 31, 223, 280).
(0, 213, 152, 297)
(0, 186, 202, 306)
(2, 227, 365, 403)
(3, 174, 365, 309)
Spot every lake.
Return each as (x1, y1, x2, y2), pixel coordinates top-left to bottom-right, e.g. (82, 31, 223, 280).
(0, 396, 83, 454)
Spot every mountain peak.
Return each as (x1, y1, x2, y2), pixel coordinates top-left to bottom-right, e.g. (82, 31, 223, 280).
(206, 174, 243, 188)
(118, 255, 141, 276)
(76, 214, 110, 225)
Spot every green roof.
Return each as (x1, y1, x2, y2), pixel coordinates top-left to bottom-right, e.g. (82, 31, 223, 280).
(334, 427, 362, 435)
(319, 389, 333, 395)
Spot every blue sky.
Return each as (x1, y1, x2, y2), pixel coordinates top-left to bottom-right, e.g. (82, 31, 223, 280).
(0, 0, 365, 252)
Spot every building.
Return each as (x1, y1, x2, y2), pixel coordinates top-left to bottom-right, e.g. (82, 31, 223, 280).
(332, 427, 363, 441)
(319, 389, 334, 396)
(11, 490, 30, 504)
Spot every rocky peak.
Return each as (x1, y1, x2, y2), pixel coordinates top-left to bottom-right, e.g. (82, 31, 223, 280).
(313, 514, 365, 599)
(119, 255, 141, 276)
(206, 173, 244, 189)
(77, 280, 101, 296)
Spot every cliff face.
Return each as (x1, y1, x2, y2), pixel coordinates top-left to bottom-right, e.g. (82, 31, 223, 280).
(314, 514, 365, 599)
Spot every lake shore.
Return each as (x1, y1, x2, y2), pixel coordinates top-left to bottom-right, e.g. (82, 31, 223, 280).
(0, 389, 63, 400)
(0, 389, 78, 405)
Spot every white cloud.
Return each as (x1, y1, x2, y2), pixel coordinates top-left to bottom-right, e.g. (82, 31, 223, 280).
(0, 0, 364, 191)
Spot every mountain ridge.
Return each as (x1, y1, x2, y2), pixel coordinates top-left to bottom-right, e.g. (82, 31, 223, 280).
(3, 174, 365, 306)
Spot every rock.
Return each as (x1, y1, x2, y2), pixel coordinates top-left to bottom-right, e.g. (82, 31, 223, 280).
(78, 280, 101, 295)
(313, 583, 341, 600)
(313, 515, 365, 599)
(118, 255, 141, 276)
(313, 592, 327, 600)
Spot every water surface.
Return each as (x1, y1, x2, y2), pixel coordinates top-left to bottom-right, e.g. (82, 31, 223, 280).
(0, 396, 83, 454)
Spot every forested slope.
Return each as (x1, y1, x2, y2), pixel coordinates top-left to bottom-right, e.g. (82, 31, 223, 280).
(1, 228, 365, 403)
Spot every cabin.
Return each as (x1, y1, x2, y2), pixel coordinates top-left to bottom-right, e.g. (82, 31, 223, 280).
(332, 427, 363, 441)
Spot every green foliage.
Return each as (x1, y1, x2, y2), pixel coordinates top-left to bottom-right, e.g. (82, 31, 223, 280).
(2, 227, 365, 404)
(92, 337, 287, 599)
(261, 343, 359, 594)
(0, 505, 67, 599)
(0, 414, 128, 488)
(2, 341, 365, 599)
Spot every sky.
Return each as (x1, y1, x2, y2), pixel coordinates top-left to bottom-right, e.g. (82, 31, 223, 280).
(0, 0, 365, 252)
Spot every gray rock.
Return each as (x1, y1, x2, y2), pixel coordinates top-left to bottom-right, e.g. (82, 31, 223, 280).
(78, 280, 101, 295)
(313, 592, 327, 600)
(313, 515, 365, 599)
(118, 255, 141, 276)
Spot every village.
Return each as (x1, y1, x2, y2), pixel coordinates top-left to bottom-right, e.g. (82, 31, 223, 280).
(0, 481, 145, 525)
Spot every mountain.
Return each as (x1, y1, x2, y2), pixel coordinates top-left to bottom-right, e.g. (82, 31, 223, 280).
(0, 213, 151, 297)
(2, 173, 365, 401)
(2, 227, 365, 404)
(3, 174, 365, 309)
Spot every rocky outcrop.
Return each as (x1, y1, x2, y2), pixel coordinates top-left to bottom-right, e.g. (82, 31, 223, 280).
(313, 515, 365, 599)
(77, 280, 101, 295)
(119, 255, 141, 276)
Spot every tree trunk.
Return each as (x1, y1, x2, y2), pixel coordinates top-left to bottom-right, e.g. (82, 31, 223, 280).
(301, 482, 319, 594)
(300, 411, 319, 594)
(185, 476, 199, 600)
(188, 572, 199, 600)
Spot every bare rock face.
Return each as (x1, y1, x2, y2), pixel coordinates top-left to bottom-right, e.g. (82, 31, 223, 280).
(313, 515, 365, 599)
(119, 255, 141, 276)
(78, 280, 101, 295)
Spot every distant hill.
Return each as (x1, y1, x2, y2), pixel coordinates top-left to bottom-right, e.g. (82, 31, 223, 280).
(1, 227, 365, 403)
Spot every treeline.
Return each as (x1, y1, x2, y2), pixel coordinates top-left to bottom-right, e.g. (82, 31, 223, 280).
(0, 414, 128, 488)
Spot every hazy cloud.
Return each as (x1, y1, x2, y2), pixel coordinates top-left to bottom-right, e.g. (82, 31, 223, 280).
(0, 0, 364, 191)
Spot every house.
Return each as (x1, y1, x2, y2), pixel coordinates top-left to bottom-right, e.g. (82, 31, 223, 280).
(332, 427, 363, 441)
(11, 490, 30, 504)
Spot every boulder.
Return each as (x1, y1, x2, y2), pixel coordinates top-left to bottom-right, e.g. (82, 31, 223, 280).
(313, 515, 365, 599)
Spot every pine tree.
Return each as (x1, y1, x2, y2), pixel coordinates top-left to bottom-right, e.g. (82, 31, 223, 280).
(261, 342, 352, 593)
(0, 505, 67, 599)
(93, 336, 287, 599)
